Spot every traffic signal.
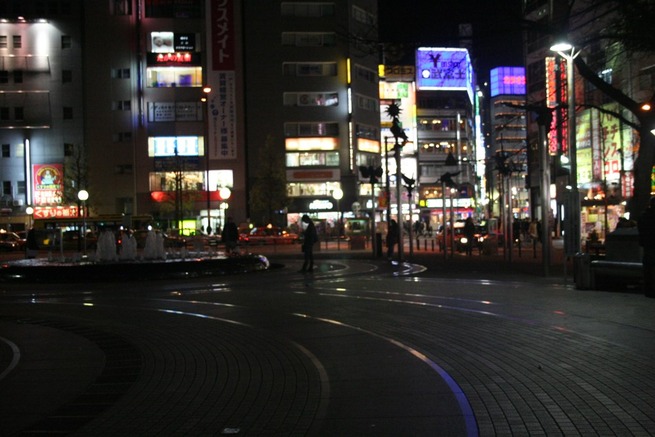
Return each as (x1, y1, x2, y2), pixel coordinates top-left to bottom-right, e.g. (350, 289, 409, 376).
(359, 165, 383, 184)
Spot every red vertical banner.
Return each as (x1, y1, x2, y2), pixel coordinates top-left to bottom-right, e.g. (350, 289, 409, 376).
(210, 0, 235, 70)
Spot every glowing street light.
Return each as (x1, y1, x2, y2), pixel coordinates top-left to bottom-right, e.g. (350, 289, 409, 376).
(332, 188, 343, 250)
(78, 189, 89, 255)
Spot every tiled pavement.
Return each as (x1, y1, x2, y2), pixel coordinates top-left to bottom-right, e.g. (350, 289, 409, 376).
(1, 241, 655, 436)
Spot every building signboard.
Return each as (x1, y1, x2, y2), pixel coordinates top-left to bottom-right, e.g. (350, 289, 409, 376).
(415, 47, 473, 102)
(33, 164, 63, 206)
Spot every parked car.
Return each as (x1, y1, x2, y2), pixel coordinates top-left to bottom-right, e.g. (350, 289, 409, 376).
(240, 225, 299, 245)
(0, 230, 26, 251)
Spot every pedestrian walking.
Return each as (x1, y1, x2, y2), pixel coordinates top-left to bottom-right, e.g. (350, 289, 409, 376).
(637, 196, 655, 298)
(221, 216, 239, 255)
(386, 219, 399, 259)
(299, 215, 318, 272)
(463, 217, 476, 256)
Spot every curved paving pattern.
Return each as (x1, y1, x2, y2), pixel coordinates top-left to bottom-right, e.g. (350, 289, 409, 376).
(1, 256, 655, 435)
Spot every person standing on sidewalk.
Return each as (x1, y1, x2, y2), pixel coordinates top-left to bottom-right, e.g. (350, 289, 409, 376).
(637, 196, 655, 298)
(386, 219, 399, 259)
(221, 216, 239, 255)
(463, 217, 476, 256)
(299, 215, 318, 272)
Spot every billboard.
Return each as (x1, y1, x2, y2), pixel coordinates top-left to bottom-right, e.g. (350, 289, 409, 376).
(33, 164, 63, 206)
(490, 67, 526, 96)
(416, 47, 473, 102)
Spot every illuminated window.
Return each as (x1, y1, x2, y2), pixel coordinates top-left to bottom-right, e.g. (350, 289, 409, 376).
(283, 92, 338, 107)
(146, 66, 202, 88)
(148, 136, 203, 157)
(286, 152, 339, 167)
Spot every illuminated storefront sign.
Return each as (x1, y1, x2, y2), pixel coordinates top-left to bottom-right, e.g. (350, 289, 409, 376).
(490, 67, 526, 96)
(308, 199, 335, 210)
(416, 47, 473, 102)
(33, 164, 63, 206)
(32, 206, 79, 219)
(287, 169, 337, 181)
(151, 32, 196, 53)
(148, 136, 202, 157)
(545, 57, 568, 155)
(285, 137, 338, 151)
(146, 52, 200, 66)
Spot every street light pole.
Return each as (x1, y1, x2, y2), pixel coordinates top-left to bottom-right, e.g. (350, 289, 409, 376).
(551, 42, 581, 256)
(332, 188, 343, 250)
(77, 189, 89, 256)
(202, 86, 212, 234)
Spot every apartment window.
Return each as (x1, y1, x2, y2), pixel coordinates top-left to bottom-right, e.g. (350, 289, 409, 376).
(14, 107, 23, 121)
(111, 0, 132, 15)
(283, 62, 337, 77)
(0, 71, 8, 84)
(0, 108, 8, 120)
(17, 180, 25, 195)
(283, 92, 338, 107)
(62, 70, 73, 83)
(355, 123, 378, 140)
(13, 70, 23, 83)
(0, 36, 6, 49)
(63, 107, 73, 119)
(64, 143, 75, 157)
(281, 2, 334, 17)
(113, 132, 133, 142)
(112, 68, 131, 79)
(144, 0, 202, 18)
(2, 144, 9, 158)
(356, 94, 377, 112)
(113, 100, 132, 111)
(281, 32, 336, 47)
(114, 165, 133, 174)
(12, 35, 21, 49)
(284, 122, 339, 137)
(355, 65, 377, 84)
(61, 35, 72, 49)
(352, 5, 375, 25)
(2, 181, 12, 196)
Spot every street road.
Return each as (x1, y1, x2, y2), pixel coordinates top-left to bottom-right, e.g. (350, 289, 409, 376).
(1, 255, 655, 436)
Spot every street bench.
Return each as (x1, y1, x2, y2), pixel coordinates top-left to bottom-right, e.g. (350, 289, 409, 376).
(588, 229, 642, 290)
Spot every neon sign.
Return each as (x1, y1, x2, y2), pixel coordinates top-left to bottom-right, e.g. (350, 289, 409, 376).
(490, 67, 526, 96)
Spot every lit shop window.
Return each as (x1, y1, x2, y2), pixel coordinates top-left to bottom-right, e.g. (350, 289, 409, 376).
(286, 152, 339, 167)
(287, 182, 341, 197)
(146, 66, 202, 88)
(148, 136, 203, 157)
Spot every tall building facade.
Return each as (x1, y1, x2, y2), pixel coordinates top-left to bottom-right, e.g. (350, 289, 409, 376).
(2, 0, 381, 236)
(523, 0, 655, 245)
(242, 0, 380, 231)
(0, 2, 84, 230)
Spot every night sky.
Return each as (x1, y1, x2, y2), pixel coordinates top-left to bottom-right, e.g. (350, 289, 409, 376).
(378, 0, 524, 82)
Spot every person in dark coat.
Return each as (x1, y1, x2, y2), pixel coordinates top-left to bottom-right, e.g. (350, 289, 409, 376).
(300, 215, 318, 272)
(386, 219, 399, 259)
(638, 196, 655, 298)
(221, 216, 239, 255)
(463, 217, 476, 256)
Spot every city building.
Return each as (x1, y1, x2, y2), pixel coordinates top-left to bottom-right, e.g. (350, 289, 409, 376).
(1, 0, 381, 238)
(522, 0, 655, 248)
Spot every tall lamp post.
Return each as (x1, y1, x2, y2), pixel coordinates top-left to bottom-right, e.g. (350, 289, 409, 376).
(202, 86, 212, 234)
(77, 189, 89, 255)
(551, 41, 581, 256)
(332, 188, 343, 250)
(219, 187, 231, 232)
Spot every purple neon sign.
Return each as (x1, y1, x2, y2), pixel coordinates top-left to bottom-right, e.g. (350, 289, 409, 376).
(490, 67, 526, 97)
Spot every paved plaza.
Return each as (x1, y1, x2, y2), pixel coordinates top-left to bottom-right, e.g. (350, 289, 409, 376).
(1, 240, 654, 435)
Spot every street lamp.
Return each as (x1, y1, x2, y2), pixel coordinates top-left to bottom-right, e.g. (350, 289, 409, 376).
(202, 86, 212, 234)
(219, 187, 231, 232)
(77, 189, 89, 255)
(332, 188, 343, 250)
(551, 41, 581, 256)
(25, 206, 34, 228)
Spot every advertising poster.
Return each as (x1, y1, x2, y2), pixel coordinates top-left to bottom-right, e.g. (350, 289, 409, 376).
(33, 164, 64, 206)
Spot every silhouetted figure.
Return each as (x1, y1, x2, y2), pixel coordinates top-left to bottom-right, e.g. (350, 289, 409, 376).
(638, 196, 655, 298)
(386, 219, 399, 259)
(463, 217, 476, 256)
(221, 216, 239, 255)
(300, 215, 318, 272)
